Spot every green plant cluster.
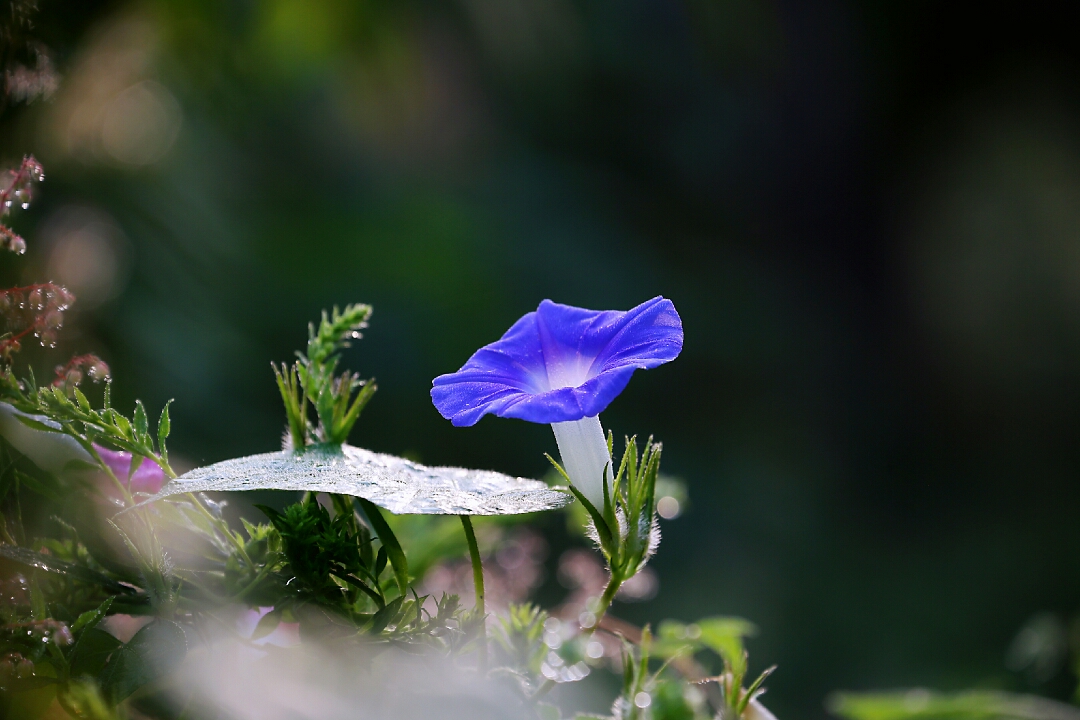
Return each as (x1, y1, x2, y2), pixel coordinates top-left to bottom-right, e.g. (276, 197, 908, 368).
(1, 296, 778, 719)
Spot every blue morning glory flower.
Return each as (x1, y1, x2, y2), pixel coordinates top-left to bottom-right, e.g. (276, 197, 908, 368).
(431, 296, 683, 508)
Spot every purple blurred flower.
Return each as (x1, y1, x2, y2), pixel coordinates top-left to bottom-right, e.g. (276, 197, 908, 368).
(94, 445, 166, 494)
(431, 297, 682, 507)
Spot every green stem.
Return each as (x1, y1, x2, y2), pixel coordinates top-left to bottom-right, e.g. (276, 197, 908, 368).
(584, 569, 623, 635)
(459, 514, 487, 671)
(186, 492, 254, 568)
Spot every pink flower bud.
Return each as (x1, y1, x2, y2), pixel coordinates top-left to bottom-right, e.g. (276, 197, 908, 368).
(43, 309, 64, 329)
(88, 360, 110, 381)
(27, 287, 44, 310)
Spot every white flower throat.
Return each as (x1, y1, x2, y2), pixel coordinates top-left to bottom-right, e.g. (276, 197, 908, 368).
(551, 415, 612, 509)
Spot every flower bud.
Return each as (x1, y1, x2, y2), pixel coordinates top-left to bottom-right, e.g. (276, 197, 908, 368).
(56, 286, 75, 309)
(27, 287, 45, 310)
(88, 360, 110, 381)
(43, 309, 64, 329)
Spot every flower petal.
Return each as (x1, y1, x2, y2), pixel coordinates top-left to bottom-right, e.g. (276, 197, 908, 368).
(430, 297, 682, 425)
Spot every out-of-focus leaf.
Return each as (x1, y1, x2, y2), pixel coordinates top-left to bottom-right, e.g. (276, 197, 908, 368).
(828, 690, 1080, 720)
(251, 608, 283, 641)
(0, 544, 136, 595)
(536, 703, 562, 720)
(147, 443, 572, 516)
(69, 627, 123, 679)
(100, 619, 187, 705)
(14, 469, 62, 502)
(697, 617, 757, 675)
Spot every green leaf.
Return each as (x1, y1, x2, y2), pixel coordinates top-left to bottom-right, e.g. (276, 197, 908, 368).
(157, 400, 172, 462)
(368, 595, 404, 633)
(12, 413, 63, 434)
(133, 401, 148, 441)
(15, 469, 63, 502)
(74, 387, 91, 412)
(71, 597, 115, 634)
(561, 478, 615, 556)
(697, 616, 757, 676)
(110, 410, 132, 440)
(69, 627, 123, 679)
(358, 497, 409, 595)
(250, 608, 283, 641)
(375, 545, 388, 580)
(100, 620, 187, 705)
(828, 690, 1080, 720)
(29, 573, 47, 620)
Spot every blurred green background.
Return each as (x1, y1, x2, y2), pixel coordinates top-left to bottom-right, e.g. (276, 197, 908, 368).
(4, 1, 1080, 717)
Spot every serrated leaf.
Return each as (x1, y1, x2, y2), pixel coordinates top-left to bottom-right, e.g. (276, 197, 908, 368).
(147, 443, 572, 516)
(100, 619, 186, 705)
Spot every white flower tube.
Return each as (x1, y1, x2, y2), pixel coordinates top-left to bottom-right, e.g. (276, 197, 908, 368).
(550, 415, 612, 509)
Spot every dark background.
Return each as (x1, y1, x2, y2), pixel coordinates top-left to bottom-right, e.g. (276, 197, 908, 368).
(4, 1, 1080, 717)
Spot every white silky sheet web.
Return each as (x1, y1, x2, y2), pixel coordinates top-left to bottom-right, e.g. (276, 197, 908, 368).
(149, 443, 572, 516)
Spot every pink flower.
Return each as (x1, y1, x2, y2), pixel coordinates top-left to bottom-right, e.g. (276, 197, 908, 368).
(94, 445, 166, 494)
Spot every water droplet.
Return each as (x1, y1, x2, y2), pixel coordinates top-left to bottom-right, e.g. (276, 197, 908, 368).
(20, 203, 28, 210)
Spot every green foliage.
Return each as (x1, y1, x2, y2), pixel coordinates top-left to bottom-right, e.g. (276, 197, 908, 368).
(97, 620, 186, 705)
(276, 304, 376, 448)
(829, 690, 1080, 720)
(549, 435, 662, 622)
(654, 617, 758, 677)
(494, 603, 548, 676)
(0, 303, 727, 720)
(258, 494, 389, 610)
